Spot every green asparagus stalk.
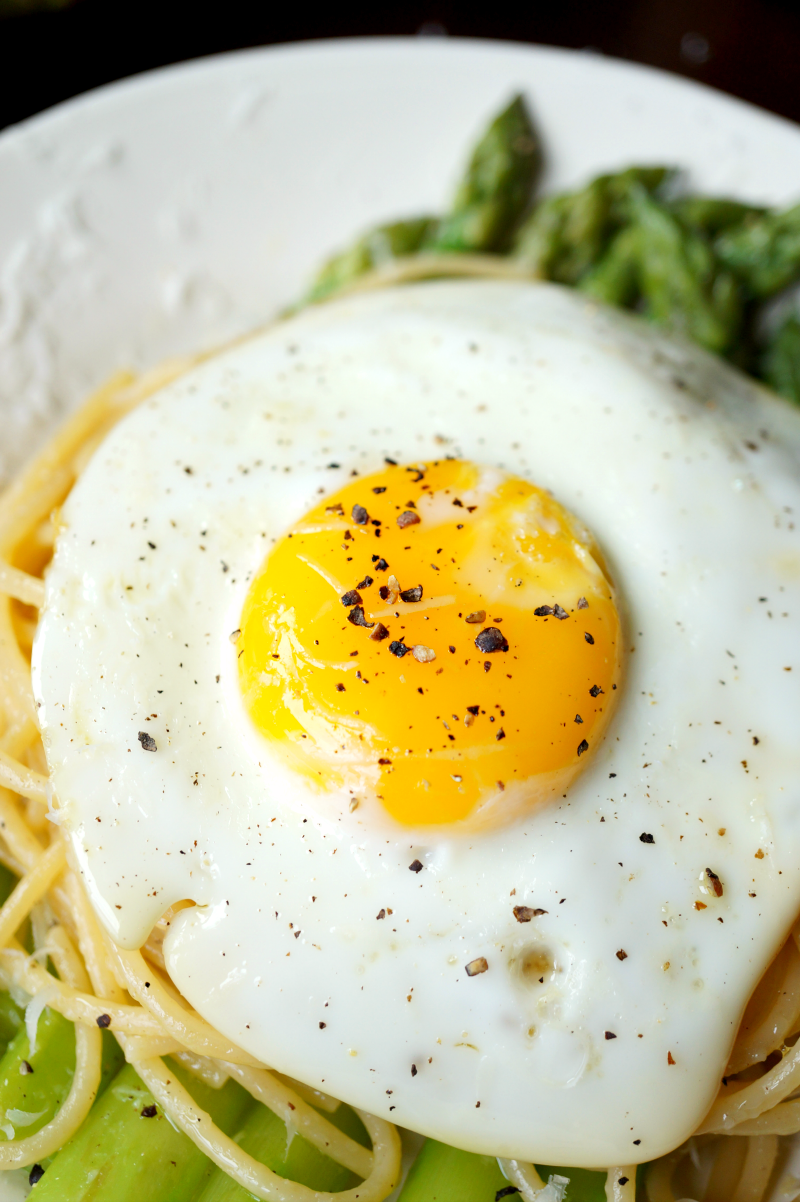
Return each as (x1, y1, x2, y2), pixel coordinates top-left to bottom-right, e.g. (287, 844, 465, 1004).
(397, 1138, 509, 1201)
(304, 217, 439, 304)
(428, 94, 540, 253)
(670, 196, 766, 236)
(0, 1006, 76, 1148)
(577, 225, 641, 307)
(0, 863, 25, 1055)
(715, 202, 800, 298)
(0, 863, 17, 903)
(30, 1059, 252, 1200)
(514, 167, 669, 285)
(535, 1162, 611, 1200)
(398, 1139, 611, 1202)
(759, 315, 800, 403)
(0, 991, 24, 1053)
(196, 1097, 368, 1200)
(628, 185, 743, 356)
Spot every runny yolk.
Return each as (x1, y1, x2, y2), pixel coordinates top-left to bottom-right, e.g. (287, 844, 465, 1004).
(238, 460, 622, 827)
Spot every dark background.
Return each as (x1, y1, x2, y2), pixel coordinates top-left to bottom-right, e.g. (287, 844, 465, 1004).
(1, 0, 800, 134)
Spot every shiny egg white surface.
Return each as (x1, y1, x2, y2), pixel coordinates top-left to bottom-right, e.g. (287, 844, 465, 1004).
(32, 281, 800, 1167)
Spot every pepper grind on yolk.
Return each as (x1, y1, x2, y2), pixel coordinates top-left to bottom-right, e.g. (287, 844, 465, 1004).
(238, 460, 622, 827)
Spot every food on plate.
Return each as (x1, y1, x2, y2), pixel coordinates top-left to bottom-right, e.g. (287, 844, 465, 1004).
(238, 457, 621, 827)
(307, 96, 800, 402)
(0, 93, 799, 1202)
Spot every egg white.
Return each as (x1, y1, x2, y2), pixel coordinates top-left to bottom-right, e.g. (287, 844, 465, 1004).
(33, 281, 800, 1167)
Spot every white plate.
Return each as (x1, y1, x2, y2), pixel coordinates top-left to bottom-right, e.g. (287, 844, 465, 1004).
(2, 36, 800, 491)
(1, 36, 800, 1202)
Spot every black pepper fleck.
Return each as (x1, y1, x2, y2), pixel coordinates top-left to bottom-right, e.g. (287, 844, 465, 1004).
(347, 606, 375, 628)
(474, 628, 508, 653)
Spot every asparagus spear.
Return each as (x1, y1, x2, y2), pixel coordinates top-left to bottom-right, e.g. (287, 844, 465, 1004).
(715, 202, 800, 298)
(30, 1059, 252, 1200)
(397, 1138, 508, 1201)
(0, 863, 17, 903)
(670, 196, 766, 236)
(628, 185, 743, 356)
(760, 315, 800, 404)
(536, 1162, 611, 1200)
(428, 94, 540, 253)
(577, 225, 641, 307)
(0, 1006, 76, 1147)
(0, 992, 24, 1054)
(196, 1097, 368, 1200)
(305, 217, 439, 304)
(514, 167, 669, 285)
(398, 1140, 609, 1201)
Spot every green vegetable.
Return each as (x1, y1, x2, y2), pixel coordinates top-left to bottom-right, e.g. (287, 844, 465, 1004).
(0, 862, 18, 904)
(514, 166, 669, 284)
(0, 990, 24, 1053)
(197, 1099, 369, 1200)
(428, 94, 540, 253)
(0, 1007, 76, 1148)
(577, 225, 641, 307)
(628, 185, 743, 355)
(31, 1059, 252, 1201)
(397, 1139, 609, 1201)
(97, 1031, 126, 1097)
(305, 217, 439, 304)
(715, 202, 800, 298)
(397, 1139, 508, 1202)
(0, 860, 25, 1054)
(670, 196, 766, 236)
(760, 315, 800, 403)
(536, 1163, 608, 1201)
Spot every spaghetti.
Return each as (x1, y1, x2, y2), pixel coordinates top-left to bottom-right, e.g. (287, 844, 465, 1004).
(0, 307, 797, 1201)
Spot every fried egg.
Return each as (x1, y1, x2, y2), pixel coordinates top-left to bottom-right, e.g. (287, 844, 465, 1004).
(32, 281, 800, 1167)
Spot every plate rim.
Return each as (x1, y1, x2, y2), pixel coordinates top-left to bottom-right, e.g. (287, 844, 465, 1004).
(2, 33, 799, 149)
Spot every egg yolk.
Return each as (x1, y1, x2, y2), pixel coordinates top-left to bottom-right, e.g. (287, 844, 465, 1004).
(238, 460, 622, 827)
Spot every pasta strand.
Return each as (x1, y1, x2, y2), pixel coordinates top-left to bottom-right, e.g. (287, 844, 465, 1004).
(220, 1061, 374, 1178)
(0, 840, 65, 948)
(134, 1055, 402, 1202)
